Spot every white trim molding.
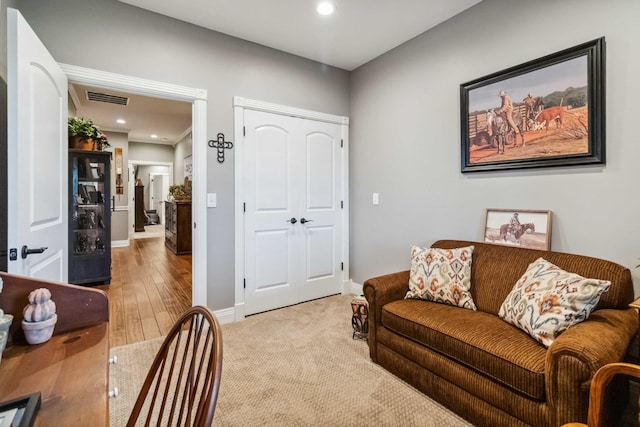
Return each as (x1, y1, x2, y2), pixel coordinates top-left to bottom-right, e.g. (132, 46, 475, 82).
(344, 280, 363, 296)
(112, 240, 130, 248)
(234, 97, 349, 125)
(212, 307, 235, 325)
(60, 63, 207, 101)
(61, 63, 208, 309)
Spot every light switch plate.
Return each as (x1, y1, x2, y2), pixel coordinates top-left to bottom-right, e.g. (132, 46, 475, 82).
(372, 193, 379, 205)
(207, 193, 217, 208)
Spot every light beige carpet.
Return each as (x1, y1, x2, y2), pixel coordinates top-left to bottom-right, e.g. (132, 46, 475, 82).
(109, 294, 473, 426)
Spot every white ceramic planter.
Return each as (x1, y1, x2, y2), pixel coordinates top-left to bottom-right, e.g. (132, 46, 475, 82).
(0, 314, 14, 365)
(22, 313, 57, 345)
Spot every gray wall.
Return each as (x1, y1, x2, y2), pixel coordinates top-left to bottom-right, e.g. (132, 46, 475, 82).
(129, 141, 175, 165)
(17, 0, 350, 310)
(107, 132, 129, 243)
(350, 0, 640, 294)
(173, 133, 193, 184)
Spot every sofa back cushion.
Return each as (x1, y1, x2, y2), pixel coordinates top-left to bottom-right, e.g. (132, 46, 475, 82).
(431, 240, 633, 315)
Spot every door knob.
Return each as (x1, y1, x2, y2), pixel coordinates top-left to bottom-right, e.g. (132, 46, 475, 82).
(300, 218, 313, 224)
(286, 217, 297, 224)
(21, 245, 48, 259)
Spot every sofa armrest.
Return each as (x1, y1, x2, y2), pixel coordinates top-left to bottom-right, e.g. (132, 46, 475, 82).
(545, 308, 637, 425)
(363, 271, 410, 362)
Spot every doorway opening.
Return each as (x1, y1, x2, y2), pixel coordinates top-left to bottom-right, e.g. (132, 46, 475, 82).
(61, 63, 208, 307)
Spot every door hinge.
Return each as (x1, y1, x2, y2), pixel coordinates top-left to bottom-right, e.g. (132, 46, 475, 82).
(243, 278, 246, 289)
(341, 200, 343, 209)
(243, 202, 246, 213)
(194, 222, 196, 229)
(243, 126, 246, 137)
(341, 139, 343, 148)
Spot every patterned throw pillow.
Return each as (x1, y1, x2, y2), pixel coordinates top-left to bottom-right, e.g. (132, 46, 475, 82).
(405, 245, 477, 310)
(498, 257, 611, 347)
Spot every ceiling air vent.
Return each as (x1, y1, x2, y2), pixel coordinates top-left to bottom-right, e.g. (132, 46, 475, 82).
(86, 90, 129, 106)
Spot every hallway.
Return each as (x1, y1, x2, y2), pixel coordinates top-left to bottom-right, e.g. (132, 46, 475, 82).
(98, 237, 192, 347)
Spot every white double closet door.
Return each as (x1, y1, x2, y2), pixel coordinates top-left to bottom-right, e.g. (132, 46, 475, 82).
(243, 110, 344, 315)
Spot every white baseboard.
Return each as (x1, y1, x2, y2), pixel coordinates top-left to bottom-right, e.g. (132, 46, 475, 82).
(112, 239, 130, 248)
(212, 306, 235, 325)
(343, 280, 363, 296)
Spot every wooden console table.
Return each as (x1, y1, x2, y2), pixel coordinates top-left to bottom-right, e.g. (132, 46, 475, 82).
(0, 272, 109, 426)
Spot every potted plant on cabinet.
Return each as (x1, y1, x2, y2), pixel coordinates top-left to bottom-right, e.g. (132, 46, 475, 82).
(68, 116, 110, 151)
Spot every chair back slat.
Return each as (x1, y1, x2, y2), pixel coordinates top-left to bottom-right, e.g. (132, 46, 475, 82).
(127, 306, 223, 427)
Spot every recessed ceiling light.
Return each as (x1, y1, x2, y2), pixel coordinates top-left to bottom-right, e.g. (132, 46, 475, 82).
(116, 119, 126, 124)
(151, 134, 158, 139)
(317, 2, 334, 15)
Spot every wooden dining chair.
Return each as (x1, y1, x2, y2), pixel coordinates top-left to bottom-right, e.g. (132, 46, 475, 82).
(562, 362, 640, 427)
(126, 306, 223, 427)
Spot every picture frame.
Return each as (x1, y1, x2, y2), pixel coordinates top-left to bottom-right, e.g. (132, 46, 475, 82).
(461, 38, 605, 172)
(90, 166, 101, 180)
(483, 208, 552, 251)
(0, 392, 41, 427)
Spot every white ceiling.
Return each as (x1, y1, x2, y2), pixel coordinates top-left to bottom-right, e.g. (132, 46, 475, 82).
(117, 0, 482, 71)
(69, 84, 192, 146)
(75, 0, 482, 145)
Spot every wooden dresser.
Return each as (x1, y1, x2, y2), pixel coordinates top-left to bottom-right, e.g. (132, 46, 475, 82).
(165, 201, 192, 255)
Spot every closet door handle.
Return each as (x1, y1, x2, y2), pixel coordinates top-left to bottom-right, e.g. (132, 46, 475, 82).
(300, 218, 313, 224)
(286, 217, 297, 224)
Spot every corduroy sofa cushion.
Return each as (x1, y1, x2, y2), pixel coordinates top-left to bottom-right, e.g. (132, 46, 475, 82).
(431, 240, 634, 314)
(382, 298, 547, 400)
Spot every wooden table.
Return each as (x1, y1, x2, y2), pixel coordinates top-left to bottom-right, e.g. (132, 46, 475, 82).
(0, 324, 109, 426)
(0, 272, 110, 426)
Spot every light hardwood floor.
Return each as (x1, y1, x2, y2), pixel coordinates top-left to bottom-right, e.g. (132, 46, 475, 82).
(97, 236, 192, 348)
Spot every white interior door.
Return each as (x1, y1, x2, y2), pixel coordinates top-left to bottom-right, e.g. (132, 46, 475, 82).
(7, 9, 68, 281)
(243, 110, 343, 315)
(149, 174, 166, 224)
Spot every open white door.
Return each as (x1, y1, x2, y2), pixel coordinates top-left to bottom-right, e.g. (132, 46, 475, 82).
(149, 174, 167, 225)
(7, 9, 68, 281)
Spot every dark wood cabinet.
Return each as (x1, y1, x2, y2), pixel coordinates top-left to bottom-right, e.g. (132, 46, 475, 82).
(68, 149, 111, 285)
(165, 201, 192, 255)
(134, 185, 146, 232)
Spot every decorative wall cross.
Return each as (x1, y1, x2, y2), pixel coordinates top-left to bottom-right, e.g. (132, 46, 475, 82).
(208, 133, 233, 163)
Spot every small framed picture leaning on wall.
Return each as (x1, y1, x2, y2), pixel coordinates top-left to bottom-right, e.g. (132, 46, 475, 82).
(483, 209, 552, 251)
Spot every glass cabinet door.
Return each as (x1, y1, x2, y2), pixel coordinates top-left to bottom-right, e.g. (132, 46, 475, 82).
(69, 150, 111, 285)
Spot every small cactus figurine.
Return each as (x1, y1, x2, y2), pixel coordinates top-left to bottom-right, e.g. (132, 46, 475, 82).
(22, 288, 58, 345)
(23, 288, 56, 322)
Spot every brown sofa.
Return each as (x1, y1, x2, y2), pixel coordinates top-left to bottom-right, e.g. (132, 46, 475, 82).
(363, 240, 637, 427)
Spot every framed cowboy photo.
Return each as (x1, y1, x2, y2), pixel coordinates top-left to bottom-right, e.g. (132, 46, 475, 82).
(483, 209, 552, 251)
(460, 38, 605, 172)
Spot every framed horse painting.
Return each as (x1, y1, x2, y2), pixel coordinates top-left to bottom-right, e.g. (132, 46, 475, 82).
(483, 208, 552, 251)
(460, 38, 605, 172)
